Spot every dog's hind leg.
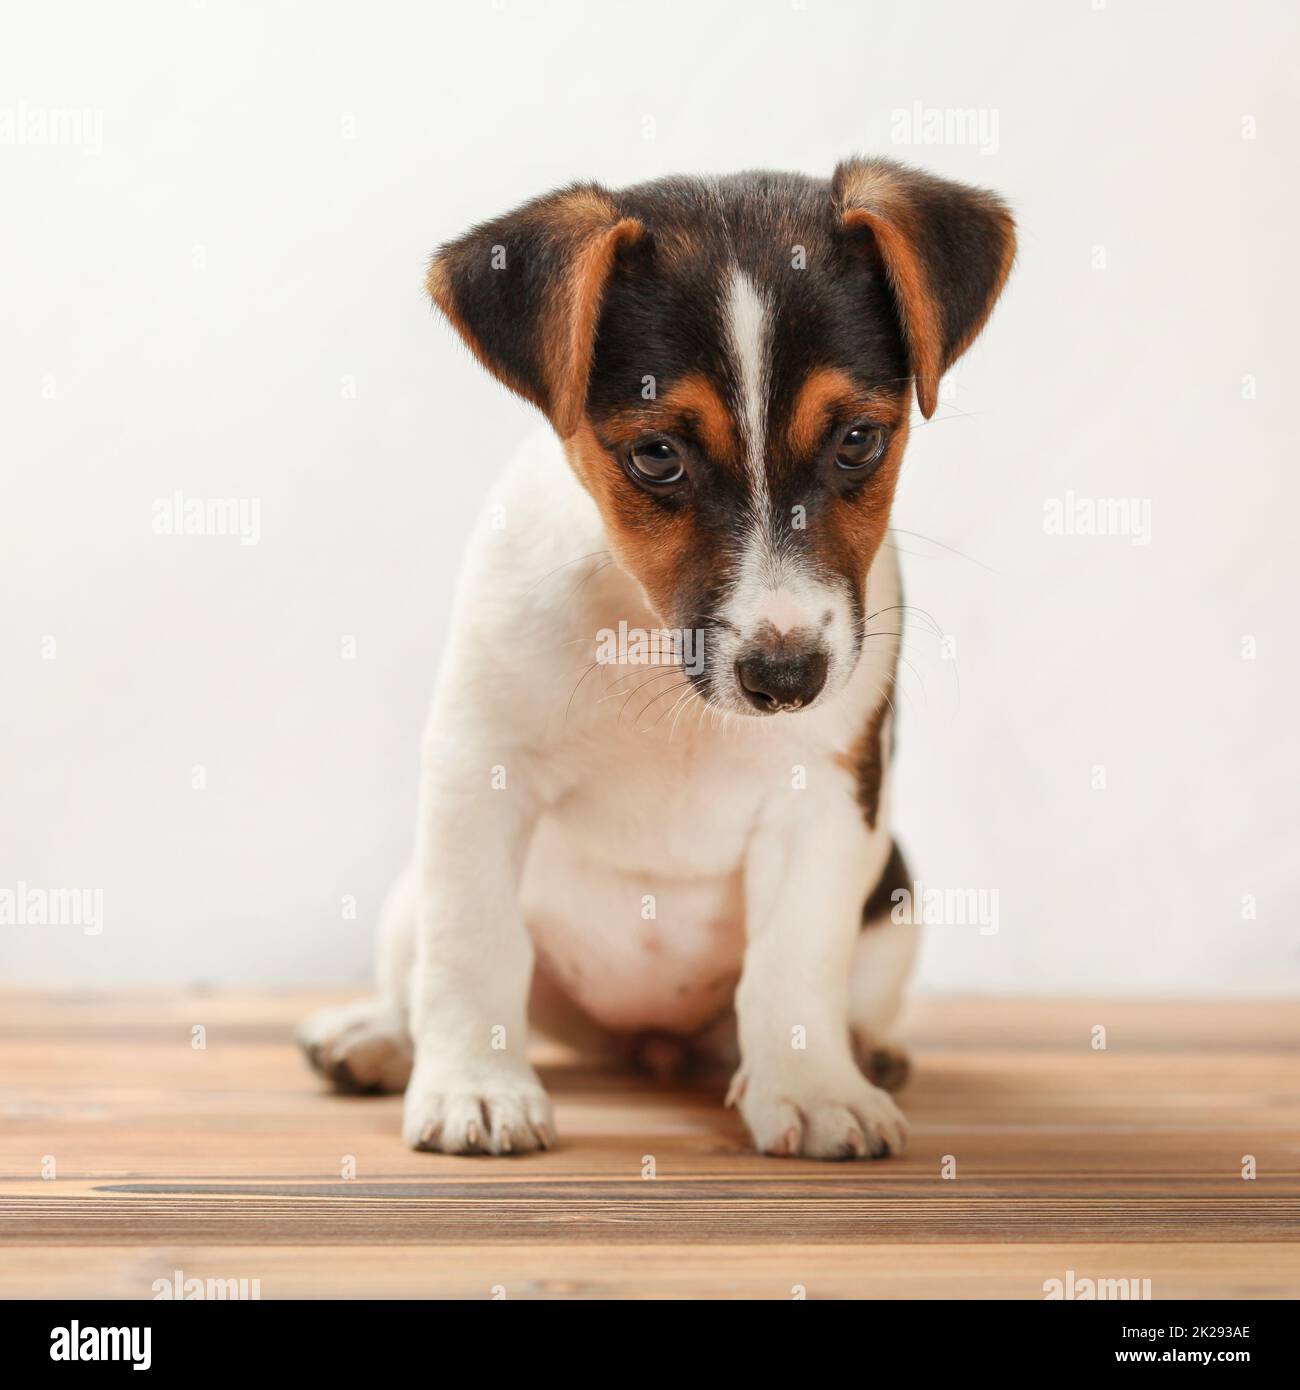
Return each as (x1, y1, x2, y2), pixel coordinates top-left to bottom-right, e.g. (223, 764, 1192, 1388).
(847, 842, 919, 1093)
(295, 864, 416, 1093)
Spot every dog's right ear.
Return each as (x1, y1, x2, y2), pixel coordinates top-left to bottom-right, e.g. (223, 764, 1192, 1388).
(428, 184, 646, 439)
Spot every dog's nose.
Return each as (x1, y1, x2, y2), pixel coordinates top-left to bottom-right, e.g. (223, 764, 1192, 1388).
(735, 648, 828, 713)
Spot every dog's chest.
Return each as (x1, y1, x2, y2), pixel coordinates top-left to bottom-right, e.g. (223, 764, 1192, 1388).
(518, 722, 785, 1033)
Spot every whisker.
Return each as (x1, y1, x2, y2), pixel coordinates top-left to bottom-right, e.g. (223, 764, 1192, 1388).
(883, 541, 945, 561)
(909, 408, 990, 429)
(670, 688, 703, 741)
(563, 660, 601, 725)
(889, 527, 999, 575)
(617, 666, 686, 722)
(572, 557, 616, 599)
(895, 652, 927, 709)
(633, 677, 695, 730)
(640, 680, 697, 732)
(864, 603, 945, 638)
(525, 549, 611, 594)
(602, 665, 683, 706)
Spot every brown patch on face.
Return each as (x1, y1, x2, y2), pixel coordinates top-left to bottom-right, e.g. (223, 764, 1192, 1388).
(787, 367, 910, 458)
(601, 373, 740, 467)
(564, 422, 704, 622)
(789, 367, 855, 457)
(792, 408, 909, 615)
(762, 366, 913, 631)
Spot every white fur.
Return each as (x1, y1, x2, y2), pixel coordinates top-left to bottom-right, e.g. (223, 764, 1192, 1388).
(301, 428, 915, 1159)
(724, 269, 772, 507)
(708, 269, 858, 714)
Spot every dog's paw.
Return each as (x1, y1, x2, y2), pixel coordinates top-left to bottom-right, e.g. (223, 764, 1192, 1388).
(296, 998, 413, 1094)
(733, 1067, 908, 1160)
(402, 1063, 554, 1156)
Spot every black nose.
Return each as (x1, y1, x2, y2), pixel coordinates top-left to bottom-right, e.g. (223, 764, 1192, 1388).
(735, 649, 828, 713)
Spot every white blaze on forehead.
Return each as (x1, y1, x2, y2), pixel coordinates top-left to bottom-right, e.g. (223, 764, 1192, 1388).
(712, 268, 857, 710)
(722, 269, 772, 511)
(722, 269, 807, 629)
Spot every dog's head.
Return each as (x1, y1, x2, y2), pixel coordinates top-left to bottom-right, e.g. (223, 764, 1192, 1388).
(429, 161, 1014, 715)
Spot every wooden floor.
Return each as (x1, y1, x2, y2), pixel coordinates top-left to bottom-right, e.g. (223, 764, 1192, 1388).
(1, 991, 1298, 1299)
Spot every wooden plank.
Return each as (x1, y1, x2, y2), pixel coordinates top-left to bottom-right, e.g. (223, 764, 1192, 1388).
(2, 1242, 1296, 1301)
(1, 991, 1297, 1298)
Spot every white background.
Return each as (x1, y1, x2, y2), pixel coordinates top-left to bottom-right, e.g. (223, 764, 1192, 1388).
(3, 0, 1297, 993)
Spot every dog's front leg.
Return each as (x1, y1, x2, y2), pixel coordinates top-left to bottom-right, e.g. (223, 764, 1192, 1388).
(731, 791, 908, 1160)
(401, 731, 552, 1155)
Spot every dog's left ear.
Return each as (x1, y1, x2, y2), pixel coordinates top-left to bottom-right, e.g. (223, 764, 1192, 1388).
(428, 184, 646, 438)
(832, 158, 1016, 418)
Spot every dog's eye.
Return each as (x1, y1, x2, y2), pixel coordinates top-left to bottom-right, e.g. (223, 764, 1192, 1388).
(835, 424, 888, 471)
(627, 439, 686, 486)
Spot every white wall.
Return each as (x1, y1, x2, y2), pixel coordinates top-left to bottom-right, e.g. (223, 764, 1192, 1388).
(2, 0, 1297, 992)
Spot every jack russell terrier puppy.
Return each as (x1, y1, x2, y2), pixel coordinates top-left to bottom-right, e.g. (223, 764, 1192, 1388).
(298, 158, 1015, 1160)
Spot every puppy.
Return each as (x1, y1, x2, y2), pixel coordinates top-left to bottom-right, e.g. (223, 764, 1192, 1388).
(298, 159, 1014, 1159)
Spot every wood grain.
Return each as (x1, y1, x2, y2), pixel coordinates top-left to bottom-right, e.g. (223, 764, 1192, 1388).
(1, 991, 1297, 1299)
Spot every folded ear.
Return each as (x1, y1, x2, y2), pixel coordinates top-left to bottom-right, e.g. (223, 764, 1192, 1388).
(832, 158, 1015, 418)
(427, 183, 645, 438)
